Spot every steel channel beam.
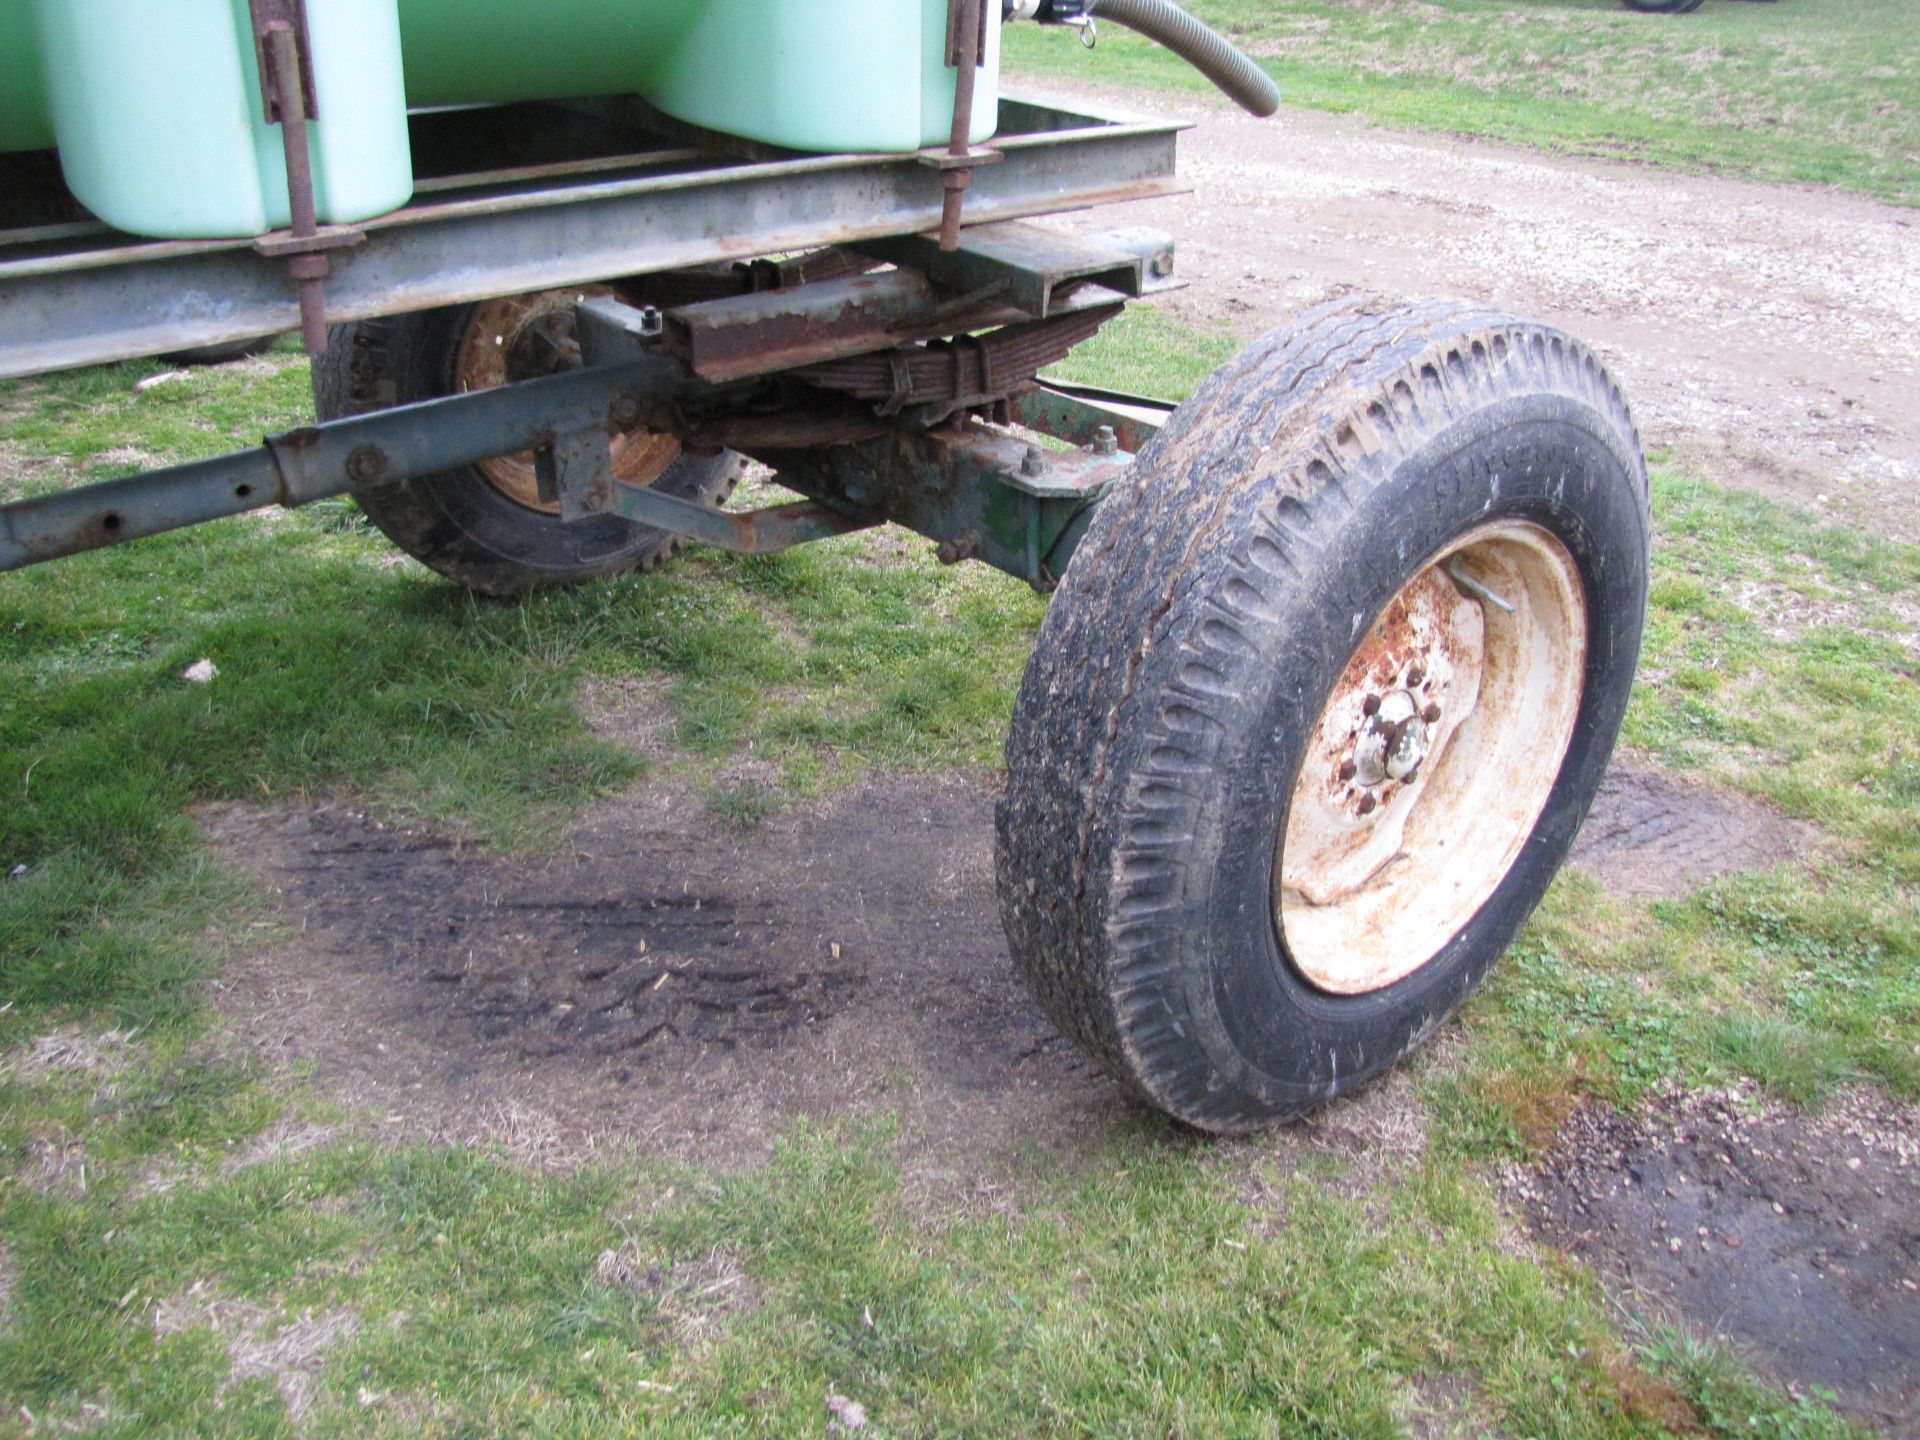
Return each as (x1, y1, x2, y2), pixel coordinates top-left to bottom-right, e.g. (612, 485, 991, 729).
(1007, 379, 1176, 455)
(0, 359, 657, 569)
(0, 102, 1182, 380)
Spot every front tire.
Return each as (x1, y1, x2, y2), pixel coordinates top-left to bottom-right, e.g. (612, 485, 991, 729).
(313, 290, 739, 596)
(995, 299, 1649, 1133)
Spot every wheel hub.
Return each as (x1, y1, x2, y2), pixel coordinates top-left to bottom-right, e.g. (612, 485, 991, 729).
(454, 289, 681, 515)
(1276, 521, 1588, 996)
(1349, 688, 1436, 787)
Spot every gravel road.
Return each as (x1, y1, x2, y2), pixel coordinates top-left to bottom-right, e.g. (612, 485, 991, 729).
(1040, 85, 1920, 540)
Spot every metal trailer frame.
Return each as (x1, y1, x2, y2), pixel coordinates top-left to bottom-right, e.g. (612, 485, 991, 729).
(0, 95, 1185, 586)
(0, 61, 1656, 1137)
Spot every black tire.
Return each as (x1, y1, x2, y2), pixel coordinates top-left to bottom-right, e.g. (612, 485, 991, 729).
(1622, 0, 1705, 13)
(312, 300, 739, 596)
(996, 298, 1649, 1134)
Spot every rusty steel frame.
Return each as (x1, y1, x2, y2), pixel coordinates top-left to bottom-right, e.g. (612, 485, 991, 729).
(0, 271, 1166, 579)
(0, 98, 1183, 381)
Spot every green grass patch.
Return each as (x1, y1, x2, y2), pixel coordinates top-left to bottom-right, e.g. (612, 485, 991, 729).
(1005, 0, 1920, 204)
(2, 1088, 1867, 1438)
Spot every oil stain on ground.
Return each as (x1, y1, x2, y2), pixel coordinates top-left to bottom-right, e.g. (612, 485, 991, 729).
(1519, 1084, 1920, 1433)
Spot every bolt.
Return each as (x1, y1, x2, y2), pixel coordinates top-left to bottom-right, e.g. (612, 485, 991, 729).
(1149, 249, 1175, 279)
(1021, 445, 1047, 477)
(635, 304, 665, 338)
(1423, 702, 1442, 724)
(1407, 663, 1426, 687)
(1092, 425, 1119, 456)
(1338, 759, 1357, 782)
(345, 444, 388, 485)
(1358, 793, 1378, 816)
(1362, 693, 1382, 717)
(609, 394, 643, 430)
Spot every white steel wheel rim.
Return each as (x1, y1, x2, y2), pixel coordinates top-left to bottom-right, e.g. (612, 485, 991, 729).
(1276, 521, 1587, 996)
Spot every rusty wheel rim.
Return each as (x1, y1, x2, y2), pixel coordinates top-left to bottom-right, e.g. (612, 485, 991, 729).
(454, 289, 681, 515)
(1276, 521, 1587, 995)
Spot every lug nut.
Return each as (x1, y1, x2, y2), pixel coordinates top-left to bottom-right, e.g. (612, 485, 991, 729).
(1362, 693, 1382, 717)
(1357, 794, 1378, 816)
(1423, 702, 1442, 723)
(1407, 664, 1425, 687)
(1338, 759, 1357, 782)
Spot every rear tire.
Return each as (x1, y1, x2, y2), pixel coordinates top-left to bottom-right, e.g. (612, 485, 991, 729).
(995, 299, 1650, 1133)
(313, 293, 738, 596)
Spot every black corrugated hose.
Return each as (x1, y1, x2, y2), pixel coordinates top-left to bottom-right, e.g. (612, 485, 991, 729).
(1084, 0, 1281, 117)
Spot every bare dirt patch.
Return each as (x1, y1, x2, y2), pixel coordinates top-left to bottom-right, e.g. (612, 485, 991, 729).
(202, 772, 1127, 1179)
(1567, 758, 1820, 899)
(204, 750, 1800, 1184)
(1039, 85, 1920, 541)
(1516, 1083, 1920, 1431)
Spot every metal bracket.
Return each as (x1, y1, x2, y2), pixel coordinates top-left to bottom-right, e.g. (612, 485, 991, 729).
(856, 220, 1154, 319)
(247, 0, 318, 122)
(535, 423, 616, 522)
(247, 0, 334, 355)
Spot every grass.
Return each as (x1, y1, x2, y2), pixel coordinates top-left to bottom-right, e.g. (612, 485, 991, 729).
(0, 1087, 1873, 1439)
(1003, 0, 1920, 205)
(3, 309, 1914, 1433)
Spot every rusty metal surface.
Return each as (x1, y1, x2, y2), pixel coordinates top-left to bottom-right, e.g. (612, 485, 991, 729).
(246, 0, 318, 122)
(668, 273, 1133, 386)
(248, 3, 334, 355)
(456, 289, 682, 514)
(1006, 379, 1173, 454)
(0, 358, 661, 570)
(791, 306, 1120, 420)
(1277, 522, 1589, 995)
(664, 270, 942, 381)
(939, 0, 986, 250)
(0, 98, 1183, 380)
(856, 220, 1147, 319)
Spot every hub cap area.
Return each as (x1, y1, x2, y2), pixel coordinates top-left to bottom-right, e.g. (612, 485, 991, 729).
(454, 289, 681, 515)
(1276, 521, 1588, 995)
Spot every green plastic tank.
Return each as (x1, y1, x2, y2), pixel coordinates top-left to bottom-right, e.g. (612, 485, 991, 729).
(27, 0, 412, 238)
(396, 0, 1002, 155)
(0, 0, 1000, 240)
